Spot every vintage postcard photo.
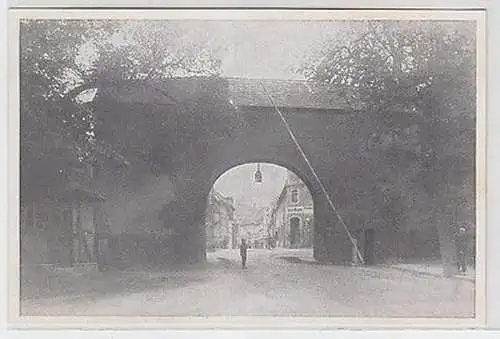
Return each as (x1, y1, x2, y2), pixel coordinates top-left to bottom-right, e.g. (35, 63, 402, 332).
(7, 9, 486, 328)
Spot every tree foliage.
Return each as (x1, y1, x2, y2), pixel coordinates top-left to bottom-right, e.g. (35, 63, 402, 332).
(20, 19, 224, 201)
(302, 20, 477, 233)
(20, 20, 115, 200)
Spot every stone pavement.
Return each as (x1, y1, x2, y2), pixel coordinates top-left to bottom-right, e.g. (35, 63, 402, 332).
(20, 248, 475, 318)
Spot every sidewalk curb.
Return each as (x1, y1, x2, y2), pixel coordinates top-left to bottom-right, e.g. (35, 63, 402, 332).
(382, 265, 475, 283)
(277, 255, 475, 283)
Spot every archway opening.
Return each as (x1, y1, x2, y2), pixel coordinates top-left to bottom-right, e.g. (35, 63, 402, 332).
(205, 162, 315, 256)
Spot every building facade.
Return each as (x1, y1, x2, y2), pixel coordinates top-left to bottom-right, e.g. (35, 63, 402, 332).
(20, 161, 106, 271)
(231, 220, 240, 249)
(205, 190, 236, 250)
(269, 171, 314, 248)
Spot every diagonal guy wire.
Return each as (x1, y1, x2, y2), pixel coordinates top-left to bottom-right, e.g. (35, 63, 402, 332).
(260, 82, 365, 265)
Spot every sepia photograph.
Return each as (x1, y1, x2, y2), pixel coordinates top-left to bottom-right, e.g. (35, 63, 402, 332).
(8, 9, 486, 327)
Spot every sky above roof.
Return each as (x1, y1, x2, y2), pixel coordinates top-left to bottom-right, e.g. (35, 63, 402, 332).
(80, 20, 367, 81)
(177, 20, 366, 79)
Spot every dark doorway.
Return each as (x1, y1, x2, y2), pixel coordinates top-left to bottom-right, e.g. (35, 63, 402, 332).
(364, 229, 375, 265)
(290, 217, 300, 248)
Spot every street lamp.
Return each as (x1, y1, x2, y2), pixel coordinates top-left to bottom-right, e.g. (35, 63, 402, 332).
(254, 163, 262, 183)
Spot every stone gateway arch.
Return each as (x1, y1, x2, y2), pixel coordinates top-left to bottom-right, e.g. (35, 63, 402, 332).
(90, 76, 472, 275)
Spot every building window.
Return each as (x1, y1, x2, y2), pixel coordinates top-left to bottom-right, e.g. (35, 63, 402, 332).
(291, 189, 299, 203)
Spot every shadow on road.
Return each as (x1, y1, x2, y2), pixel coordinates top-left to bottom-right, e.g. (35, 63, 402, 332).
(216, 257, 235, 267)
(278, 256, 304, 264)
(278, 255, 334, 266)
(20, 265, 212, 304)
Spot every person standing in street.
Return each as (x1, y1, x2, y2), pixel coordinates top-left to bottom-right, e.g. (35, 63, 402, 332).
(456, 226, 468, 274)
(240, 238, 248, 269)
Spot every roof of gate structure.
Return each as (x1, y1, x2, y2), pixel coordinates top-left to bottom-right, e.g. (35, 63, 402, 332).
(226, 77, 361, 111)
(96, 77, 362, 111)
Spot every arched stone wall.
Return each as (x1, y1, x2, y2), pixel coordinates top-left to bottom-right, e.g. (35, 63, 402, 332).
(93, 78, 464, 273)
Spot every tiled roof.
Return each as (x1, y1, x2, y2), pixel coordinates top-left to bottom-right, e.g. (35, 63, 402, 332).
(97, 77, 361, 111)
(226, 77, 361, 110)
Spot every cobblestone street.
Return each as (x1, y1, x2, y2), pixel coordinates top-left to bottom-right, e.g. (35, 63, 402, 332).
(20, 249, 475, 318)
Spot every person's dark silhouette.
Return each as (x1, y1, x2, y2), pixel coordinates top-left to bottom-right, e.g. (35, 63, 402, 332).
(456, 226, 468, 273)
(240, 238, 248, 269)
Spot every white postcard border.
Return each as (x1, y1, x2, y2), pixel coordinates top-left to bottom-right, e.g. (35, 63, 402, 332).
(6, 8, 488, 329)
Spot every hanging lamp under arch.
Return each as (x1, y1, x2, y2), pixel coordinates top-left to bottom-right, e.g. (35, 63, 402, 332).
(254, 163, 262, 183)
